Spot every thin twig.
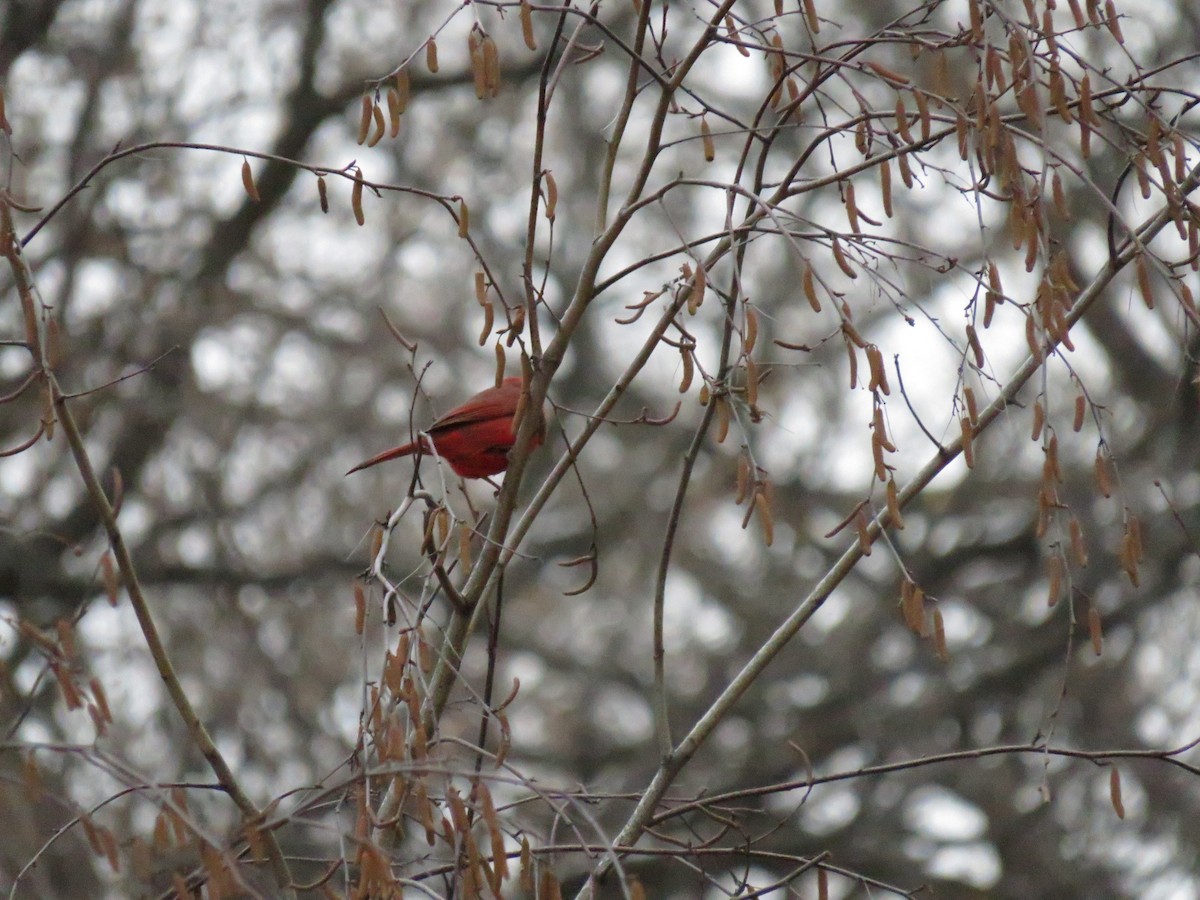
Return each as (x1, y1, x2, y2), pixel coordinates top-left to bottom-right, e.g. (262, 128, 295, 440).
(60, 347, 179, 399)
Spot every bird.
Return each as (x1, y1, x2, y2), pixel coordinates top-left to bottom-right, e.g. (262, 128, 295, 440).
(346, 377, 544, 479)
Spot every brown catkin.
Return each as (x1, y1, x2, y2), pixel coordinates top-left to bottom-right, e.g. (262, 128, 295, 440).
(240, 160, 260, 202)
(700, 115, 715, 162)
(1089, 606, 1103, 655)
(966, 323, 984, 368)
(1109, 766, 1125, 819)
(1095, 448, 1113, 498)
(520, 0, 537, 50)
(678, 346, 694, 393)
(887, 478, 905, 529)
(351, 169, 365, 226)
(803, 0, 820, 32)
(803, 263, 821, 312)
(880, 157, 894, 218)
(933, 608, 948, 660)
(458, 199, 470, 237)
(386, 88, 402, 138)
(744, 304, 759, 353)
(366, 101, 385, 147)
(356, 95, 372, 144)
(960, 416, 975, 468)
(832, 238, 857, 278)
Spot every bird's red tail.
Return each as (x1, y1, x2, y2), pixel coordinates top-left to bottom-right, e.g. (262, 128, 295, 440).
(345, 439, 422, 475)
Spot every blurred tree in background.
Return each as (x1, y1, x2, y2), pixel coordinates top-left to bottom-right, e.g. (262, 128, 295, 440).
(3, 0, 1200, 896)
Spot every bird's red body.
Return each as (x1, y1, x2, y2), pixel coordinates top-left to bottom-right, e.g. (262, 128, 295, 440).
(347, 377, 543, 479)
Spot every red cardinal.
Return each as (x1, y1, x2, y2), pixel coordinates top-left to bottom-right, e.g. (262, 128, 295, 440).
(346, 377, 543, 479)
